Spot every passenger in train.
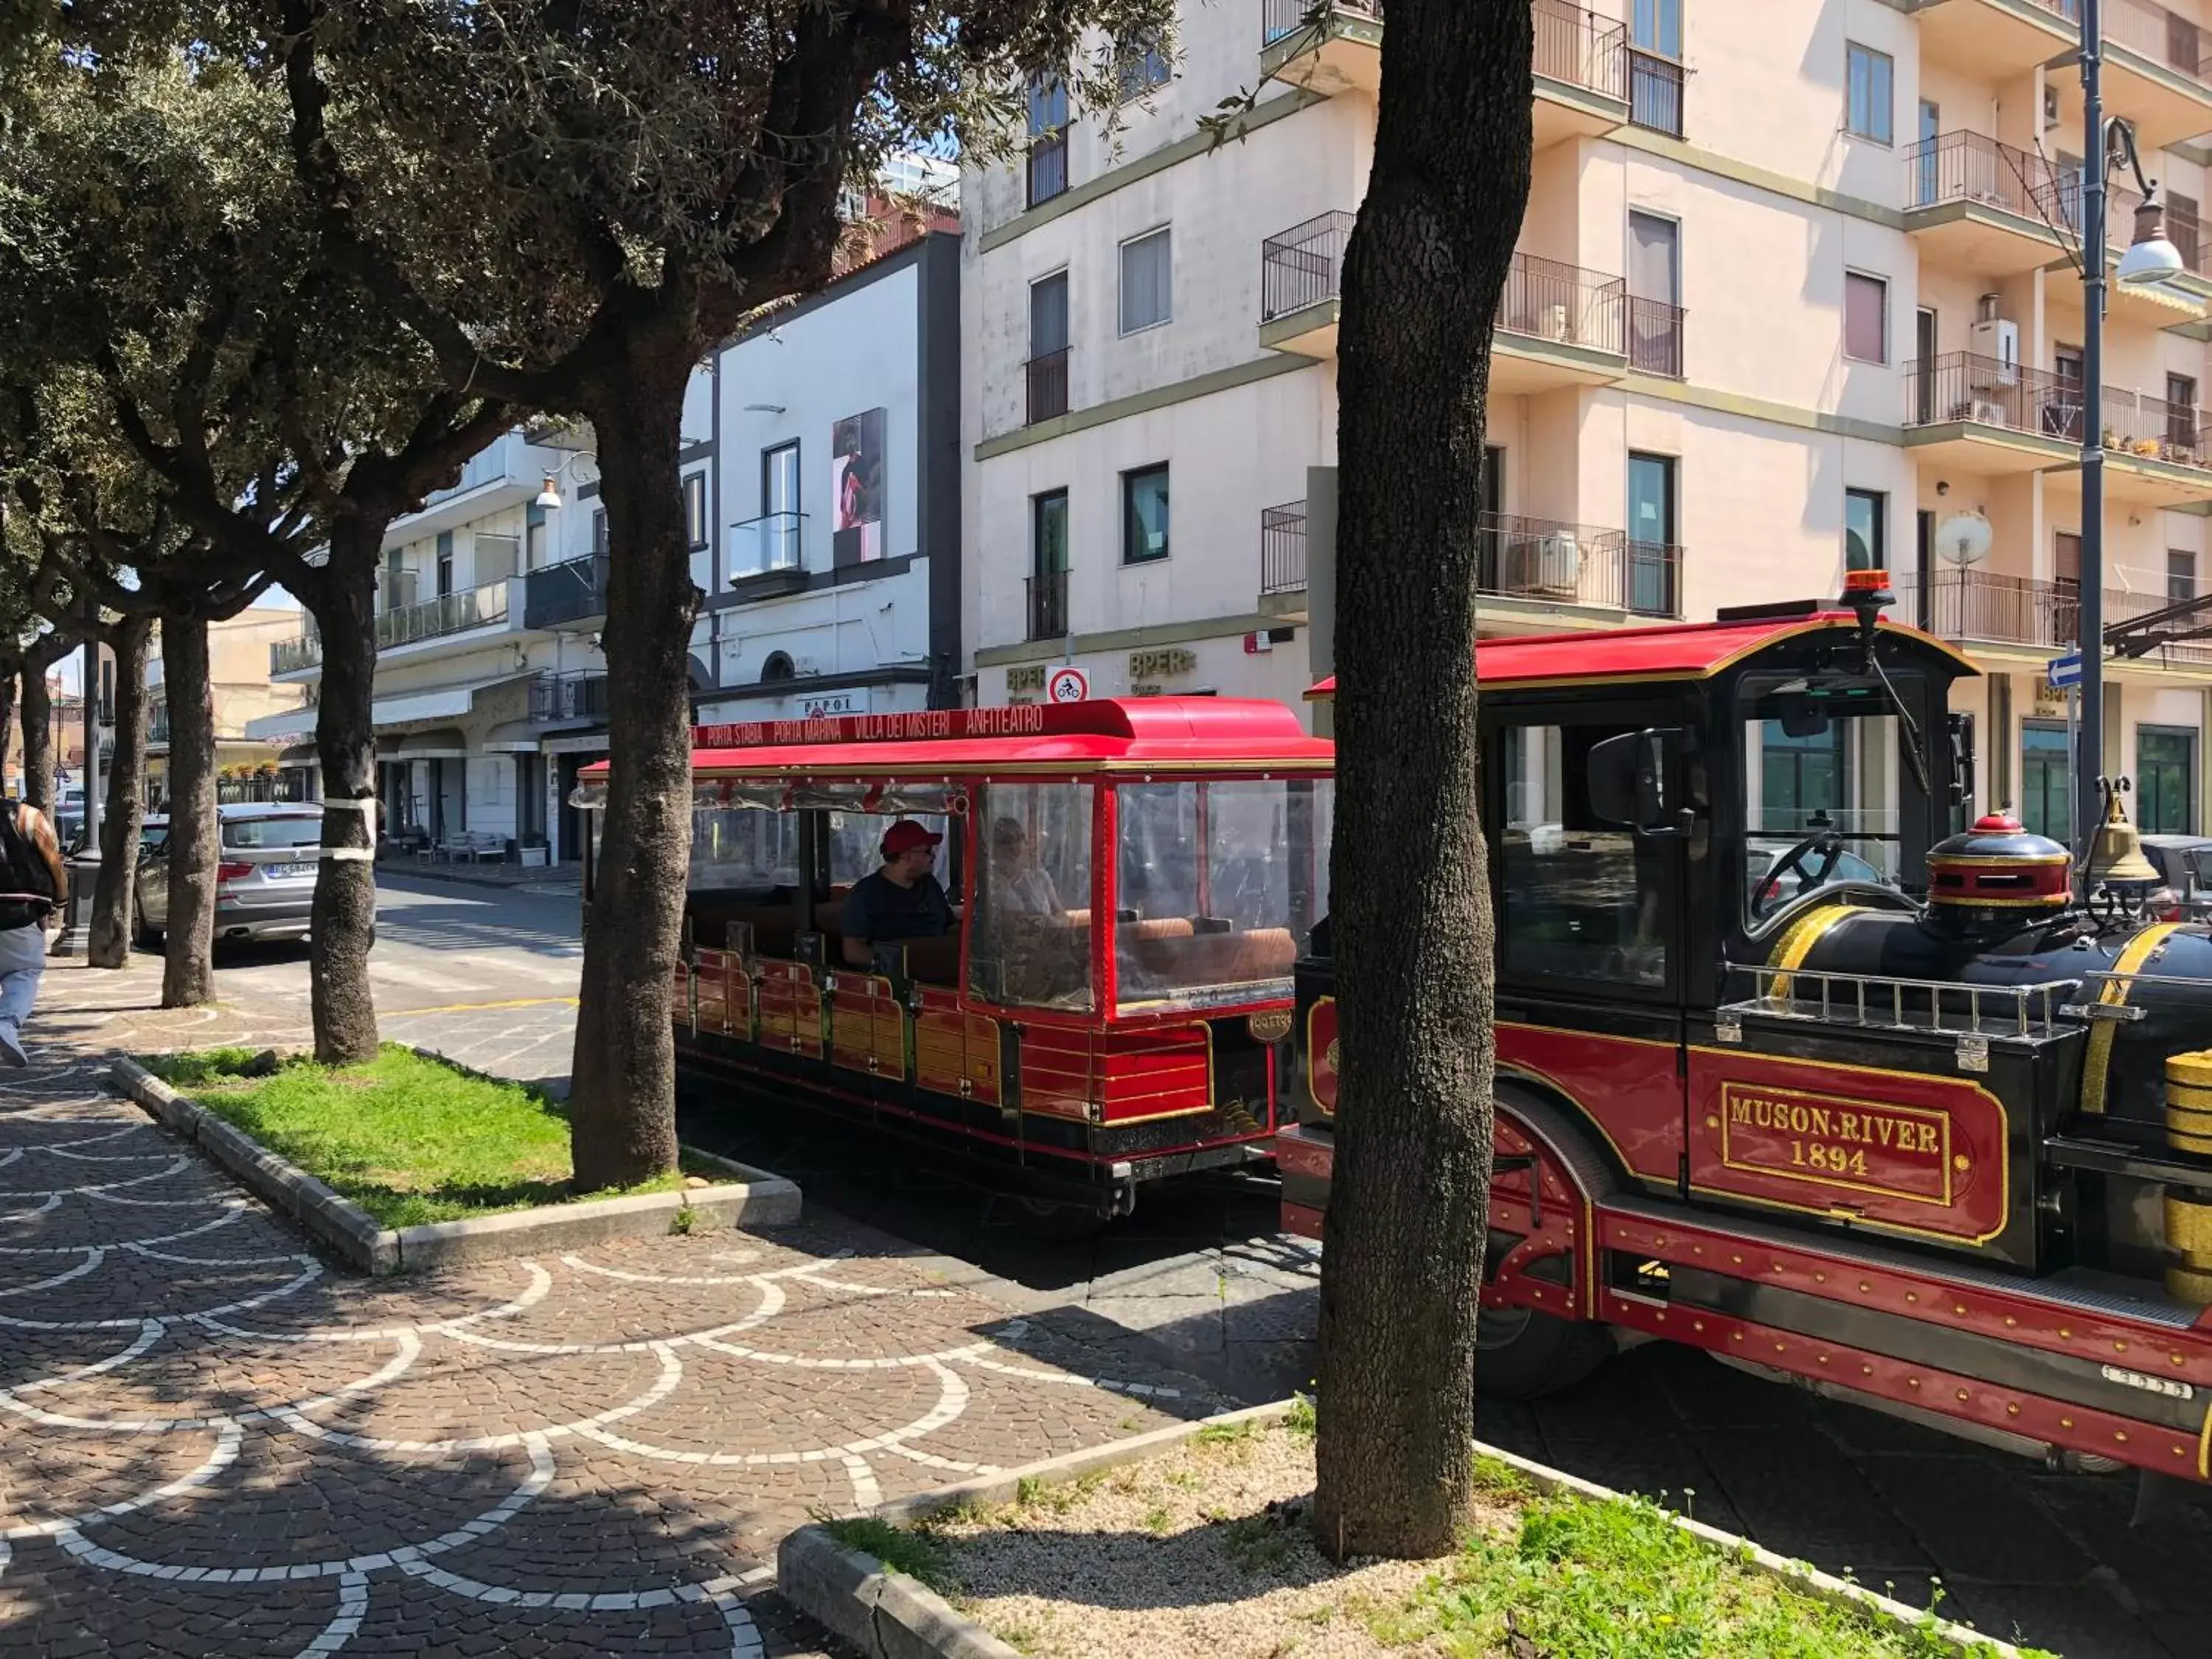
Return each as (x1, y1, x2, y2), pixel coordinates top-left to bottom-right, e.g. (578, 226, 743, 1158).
(988, 817, 1063, 916)
(840, 818, 955, 970)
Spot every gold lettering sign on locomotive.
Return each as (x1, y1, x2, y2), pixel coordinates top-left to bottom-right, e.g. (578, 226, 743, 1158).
(1719, 1082, 1952, 1206)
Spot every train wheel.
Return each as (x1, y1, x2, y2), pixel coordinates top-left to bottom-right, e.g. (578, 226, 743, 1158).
(1474, 1304, 1614, 1400)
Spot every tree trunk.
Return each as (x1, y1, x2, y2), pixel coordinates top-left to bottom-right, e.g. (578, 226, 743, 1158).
(567, 337, 699, 1191)
(90, 613, 154, 967)
(1310, 0, 1531, 1563)
(0, 667, 17, 792)
(161, 611, 220, 1006)
(303, 529, 383, 1064)
(21, 667, 54, 816)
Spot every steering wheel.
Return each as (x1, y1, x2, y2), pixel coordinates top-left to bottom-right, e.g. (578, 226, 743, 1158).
(1753, 833, 1845, 921)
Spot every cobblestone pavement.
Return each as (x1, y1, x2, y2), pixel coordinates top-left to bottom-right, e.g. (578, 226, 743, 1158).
(29, 950, 2212, 1657)
(0, 972, 1219, 1658)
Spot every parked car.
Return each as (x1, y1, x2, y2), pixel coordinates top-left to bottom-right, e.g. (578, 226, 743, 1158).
(135, 802, 324, 947)
(2143, 833, 2212, 923)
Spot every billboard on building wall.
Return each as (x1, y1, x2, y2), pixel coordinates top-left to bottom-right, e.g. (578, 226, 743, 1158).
(830, 407, 886, 566)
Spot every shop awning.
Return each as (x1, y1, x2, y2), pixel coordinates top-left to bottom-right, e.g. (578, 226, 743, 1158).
(277, 742, 319, 768)
(481, 720, 541, 754)
(394, 728, 469, 761)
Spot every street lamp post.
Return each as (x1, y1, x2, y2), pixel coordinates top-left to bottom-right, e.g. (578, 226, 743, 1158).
(2076, 0, 2188, 869)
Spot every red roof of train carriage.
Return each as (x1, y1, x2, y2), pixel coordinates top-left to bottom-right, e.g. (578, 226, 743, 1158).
(577, 697, 1335, 779)
(1304, 611, 1978, 699)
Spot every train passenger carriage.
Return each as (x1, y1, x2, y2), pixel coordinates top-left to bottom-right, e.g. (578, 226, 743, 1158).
(575, 698, 1333, 1225)
(1284, 577, 2212, 1498)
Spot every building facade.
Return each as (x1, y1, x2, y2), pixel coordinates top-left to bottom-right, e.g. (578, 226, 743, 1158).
(245, 226, 962, 863)
(960, 0, 2212, 836)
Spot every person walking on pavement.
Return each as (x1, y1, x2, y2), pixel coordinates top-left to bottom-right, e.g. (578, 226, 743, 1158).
(0, 797, 67, 1066)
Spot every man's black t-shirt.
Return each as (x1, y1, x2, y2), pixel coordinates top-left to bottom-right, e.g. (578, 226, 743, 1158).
(840, 869, 954, 947)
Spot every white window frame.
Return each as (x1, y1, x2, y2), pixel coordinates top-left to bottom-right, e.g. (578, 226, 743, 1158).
(1843, 268, 1889, 365)
(1117, 226, 1173, 337)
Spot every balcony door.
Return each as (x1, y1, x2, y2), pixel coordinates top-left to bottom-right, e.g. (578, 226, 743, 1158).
(1627, 451, 1677, 616)
(1915, 100, 1939, 207)
(1030, 489, 1070, 641)
(1914, 306, 1937, 425)
(1028, 272, 1071, 424)
(2053, 529, 2082, 647)
(761, 440, 801, 575)
(1627, 211, 1681, 376)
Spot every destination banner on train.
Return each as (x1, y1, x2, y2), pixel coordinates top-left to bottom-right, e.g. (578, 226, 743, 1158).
(692, 706, 1061, 749)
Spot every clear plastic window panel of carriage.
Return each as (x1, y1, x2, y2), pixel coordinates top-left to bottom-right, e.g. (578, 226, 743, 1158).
(1112, 779, 1331, 1012)
(968, 782, 1096, 1012)
(1741, 698, 1904, 919)
(1499, 723, 1669, 988)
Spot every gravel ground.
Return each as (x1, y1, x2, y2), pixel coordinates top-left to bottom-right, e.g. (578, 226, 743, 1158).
(933, 1425, 1515, 1659)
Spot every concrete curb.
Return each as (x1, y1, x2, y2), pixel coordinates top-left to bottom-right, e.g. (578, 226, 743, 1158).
(777, 1399, 2025, 1659)
(109, 1054, 802, 1276)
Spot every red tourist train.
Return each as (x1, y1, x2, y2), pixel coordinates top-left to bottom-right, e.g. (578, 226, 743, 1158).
(1280, 579, 2212, 1495)
(575, 699, 1333, 1227)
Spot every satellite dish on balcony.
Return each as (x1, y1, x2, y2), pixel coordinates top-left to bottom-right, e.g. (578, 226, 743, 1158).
(1935, 512, 1993, 568)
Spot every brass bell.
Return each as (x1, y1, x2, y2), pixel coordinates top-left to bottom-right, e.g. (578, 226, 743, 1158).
(2087, 780, 2163, 892)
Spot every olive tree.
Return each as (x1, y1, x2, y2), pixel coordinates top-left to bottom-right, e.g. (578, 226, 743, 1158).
(270, 0, 1178, 1186)
(0, 41, 512, 1048)
(1310, 0, 1532, 1560)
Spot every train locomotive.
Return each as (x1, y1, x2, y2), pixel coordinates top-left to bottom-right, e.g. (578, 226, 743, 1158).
(1279, 574, 2212, 1492)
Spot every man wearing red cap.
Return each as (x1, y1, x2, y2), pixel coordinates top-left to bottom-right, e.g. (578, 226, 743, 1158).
(840, 818, 956, 970)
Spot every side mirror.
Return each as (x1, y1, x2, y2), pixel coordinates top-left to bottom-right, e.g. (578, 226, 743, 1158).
(1588, 728, 1686, 836)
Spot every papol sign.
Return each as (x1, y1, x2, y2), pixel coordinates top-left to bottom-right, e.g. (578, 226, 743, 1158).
(1719, 1082, 1952, 1205)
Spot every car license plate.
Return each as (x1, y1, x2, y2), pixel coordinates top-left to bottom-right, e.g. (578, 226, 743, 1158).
(267, 862, 319, 880)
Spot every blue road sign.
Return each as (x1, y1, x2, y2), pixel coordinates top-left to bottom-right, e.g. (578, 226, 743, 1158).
(2047, 653, 2083, 691)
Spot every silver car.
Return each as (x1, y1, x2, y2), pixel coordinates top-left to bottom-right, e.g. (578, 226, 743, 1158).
(136, 802, 324, 947)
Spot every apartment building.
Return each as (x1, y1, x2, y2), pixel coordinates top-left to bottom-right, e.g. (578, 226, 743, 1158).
(961, 0, 2212, 838)
(145, 607, 313, 807)
(244, 224, 962, 864)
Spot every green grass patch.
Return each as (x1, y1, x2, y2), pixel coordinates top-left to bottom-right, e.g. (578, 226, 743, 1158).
(1371, 1488, 2048, 1658)
(818, 1517, 956, 1595)
(142, 1045, 685, 1229)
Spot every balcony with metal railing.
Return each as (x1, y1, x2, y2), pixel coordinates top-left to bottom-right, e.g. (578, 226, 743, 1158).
(1259, 0, 1383, 96)
(378, 580, 512, 652)
(271, 633, 323, 677)
(1919, 0, 2210, 144)
(529, 670, 611, 725)
(1025, 347, 1071, 425)
(1902, 131, 2089, 274)
(1531, 0, 1630, 144)
(2096, 0, 2212, 147)
(1494, 251, 1631, 389)
(1477, 513, 1678, 616)
(1259, 211, 1353, 358)
(1627, 46, 1684, 137)
(726, 512, 808, 594)
(1901, 352, 2087, 476)
(1261, 221, 1644, 383)
(1027, 570, 1069, 643)
(1627, 295, 1686, 378)
(1259, 1, 1683, 139)
(1259, 501, 1310, 619)
(523, 554, 611, 632)
(1026, 131, 1068, 208)
(1902, 567, 2212, 667)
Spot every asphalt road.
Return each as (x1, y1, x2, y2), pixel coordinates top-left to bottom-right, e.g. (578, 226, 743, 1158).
(192, 875, 2212, 1658)
(212, 869, 585, 1082)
